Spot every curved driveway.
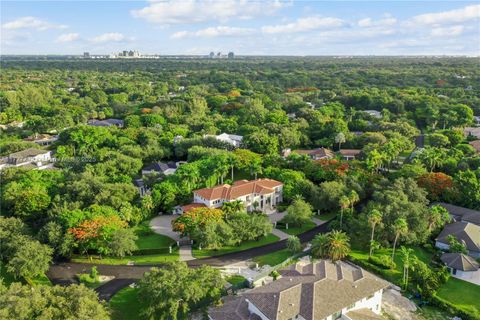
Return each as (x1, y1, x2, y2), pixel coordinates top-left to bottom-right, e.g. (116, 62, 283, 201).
(47, 220, 331, 300)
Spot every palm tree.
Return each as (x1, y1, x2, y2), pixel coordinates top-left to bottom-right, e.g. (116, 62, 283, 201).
(348, 190, 359, 211)
(223, 200, 244, 219)
(227, 155, 237, 181)
(249, 158, 262, 180)
(335, 132, 346, 151)
(338, 196, 350, 229)
(391, 218, 408, 263)
(400, 246, 414, 290)
(311, 233, 328, 259)
(325, 230, 351, 262)
(427, 205, 450, 233)
(368, 209, 383, 257)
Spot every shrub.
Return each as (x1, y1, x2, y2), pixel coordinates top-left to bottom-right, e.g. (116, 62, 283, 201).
(368, 255, 396, 269)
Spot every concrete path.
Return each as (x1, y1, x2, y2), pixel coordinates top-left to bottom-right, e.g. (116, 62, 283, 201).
(179, 245, 195, 261)
(267, 211, 287, 224)
(149, 215, 181, 241)
(312, 217, 326, 226)
(271, 228, 289, 240)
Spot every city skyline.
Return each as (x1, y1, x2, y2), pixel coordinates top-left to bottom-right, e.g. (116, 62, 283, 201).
(1, 1, 479, 56)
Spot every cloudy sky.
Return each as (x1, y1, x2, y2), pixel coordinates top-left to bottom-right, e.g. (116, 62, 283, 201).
(1, 1, 479, 55)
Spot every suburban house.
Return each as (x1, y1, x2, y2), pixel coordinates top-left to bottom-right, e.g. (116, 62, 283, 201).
(133, 178, 149, 197)
(290, 148, 335, 160)
(337, 149, 361, 160)
(1, 148, 53, 171)
(361, 110, 382, 119)
(206, 133, 243, 148)
(87, 118, 124, 128)
(23, 134, 58, 146)
(191, 178, 283, 212)
(441, 252, 480, 285)
(469, 140, 480, 153)
(209, 259, 389, 320)
(435, 221, 480, 258)
(434, 202, 480, 225)
(141, 161, 186, 176)
(474, 116, 480, 126)
(464, 127, 480, 139)
(172, 203, 207, 215)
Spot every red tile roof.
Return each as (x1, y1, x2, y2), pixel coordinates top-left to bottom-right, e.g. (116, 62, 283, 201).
(194, 179, 283, 201)
(181, 203, 207, 212)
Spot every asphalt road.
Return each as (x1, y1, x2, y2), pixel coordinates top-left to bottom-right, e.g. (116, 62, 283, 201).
(47, 220, 331, 300)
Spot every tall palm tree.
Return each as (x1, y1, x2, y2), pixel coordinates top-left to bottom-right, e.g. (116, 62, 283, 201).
(348, 190, 359, 211)
(311, 233, 328, 259)
(368, 209, 383, 257)
(325, 230, 351, 262)
(338, 196, 350, 229)
(249, 158, 262, 180)
(227, 154, 237, 181)
(400, 246, 414, 290)
(335, 132, 346, 151)
(391, 218, 408, 263)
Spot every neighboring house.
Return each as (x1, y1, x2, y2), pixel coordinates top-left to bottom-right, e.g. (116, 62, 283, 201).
(361, 110, 382, 119)
(192, 179, 283, 212)
(209, 259, 389, 320)
(1, 148, 53, 171)
(172, 203, 207, 215)
(292, 148, 335, 160)
(206, 133, 243, 148)
(141, 161, 186, 176)
(133, 178, 150, 197)
(433, 202, 480, 226)
(473, 116, 480, 126)
(469, 140, 480, 153)
(23, 134, 58, 146)
(435, 221, 480, 258)
(87, 118, 124, 128)
(441, 252, 480, 285)
(464, 127, 480, 139)
(338, 149, 361, 160)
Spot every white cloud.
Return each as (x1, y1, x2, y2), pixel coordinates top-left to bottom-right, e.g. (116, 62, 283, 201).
(2, 16, 67, 30)
(358, 16, 397, 27)
(90, 33, 133, 43)
(409, 4, 480, 25)
(431, 25, 465, 37)
(56, 33, 80, 43)
(171, 26, 255, 39)
(131, 0, 286, 25)
(261, 16, 345, 34)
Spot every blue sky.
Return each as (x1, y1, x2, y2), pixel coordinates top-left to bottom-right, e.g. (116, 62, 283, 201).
(1, 1, 479, 55)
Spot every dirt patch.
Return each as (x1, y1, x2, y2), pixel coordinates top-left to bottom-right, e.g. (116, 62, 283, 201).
(382, 288, 418, 320)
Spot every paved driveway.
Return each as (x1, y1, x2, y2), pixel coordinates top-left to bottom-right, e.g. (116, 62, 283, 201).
(150, 215, 181, 242)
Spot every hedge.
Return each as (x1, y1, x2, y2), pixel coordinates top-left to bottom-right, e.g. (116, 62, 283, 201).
(430, 294, 480, 320)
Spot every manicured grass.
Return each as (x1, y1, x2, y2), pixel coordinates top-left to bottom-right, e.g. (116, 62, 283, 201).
(278, 220, 316, 236)
(71, 249, 179, 265)
(253, 248, 292, 267)
(416, 305, 452, 320)
(317, 212, 337, 221)
(135, 233, 176, 250)
(31, 273, 52, 286)
(192, 234, 280, 259)
(436, 277, 480, 316)
(226, 275, 247, 286)
(109, 287, 146, 320)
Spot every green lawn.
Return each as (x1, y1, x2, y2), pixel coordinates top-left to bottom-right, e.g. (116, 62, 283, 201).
(416, 305, 452, 320)
(109, 287, 145, 320)
(253, 248, 292, 267)
(316, 211, 337, 221)
(278, 220, 317, 236)
(226, 275, 247, 286)
(1, 266, 51, 287)
(72, 249, 179, 265)
(436, 277, 480, 316)
(192, 234, 280, 259)
(135, 233, 176, 250)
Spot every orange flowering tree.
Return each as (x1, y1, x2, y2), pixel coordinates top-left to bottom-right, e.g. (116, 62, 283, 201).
(417, 172, 454, 201)
(172, 208, 224, 236)
(68, 215, 127, 254)
(313, 159, 350, 181)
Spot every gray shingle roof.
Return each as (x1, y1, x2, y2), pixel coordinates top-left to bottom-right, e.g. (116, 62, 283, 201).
(441, 252, 479, 272)
(436, 221, 480, 253)
(9, 148, 49, 159)
(142, 161, 177, 173)
(210, 260, 388, 320)
(434, 202, 480, 225)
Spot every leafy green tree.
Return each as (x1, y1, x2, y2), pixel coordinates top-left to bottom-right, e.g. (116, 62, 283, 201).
(368, 209, 383, 257)
(400, 246, 414, 290)
(283, 199, 313, 226)
(108, 228, 138, 258)
(447, 235, 468, 254)
(391, 218, 408, 263)
(7, 239, 53, 281)
(138, 262, 225, 320)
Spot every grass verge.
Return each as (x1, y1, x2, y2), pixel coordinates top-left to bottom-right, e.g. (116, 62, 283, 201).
(109, 287, 145, 320)
(253, 248, 293, 267)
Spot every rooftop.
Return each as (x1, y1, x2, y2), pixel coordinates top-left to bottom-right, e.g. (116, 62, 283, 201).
(194, 179, 283, 201)
(441, 252, 479, 272)
(9, 148, 50, 159)
(436, 221, 480, 253)
(434, 202, 480, 225)
(142, 161, 178, 173)
(292, 148, 335, 159)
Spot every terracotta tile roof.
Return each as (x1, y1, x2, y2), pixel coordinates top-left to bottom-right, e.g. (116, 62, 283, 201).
(194, 179, 283, 201)
(181, 203, 207, 212)
(338, 149, 361, 156)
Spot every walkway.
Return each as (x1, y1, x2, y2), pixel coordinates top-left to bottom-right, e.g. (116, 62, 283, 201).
(179, 245, 195, 261)
(149, 215, 181, 242)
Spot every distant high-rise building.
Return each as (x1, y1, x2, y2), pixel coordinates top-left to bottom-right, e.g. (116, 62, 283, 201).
(83, 52, 90, 59)
(209, 52, 215, 59)
(228, 52, 234, 59)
